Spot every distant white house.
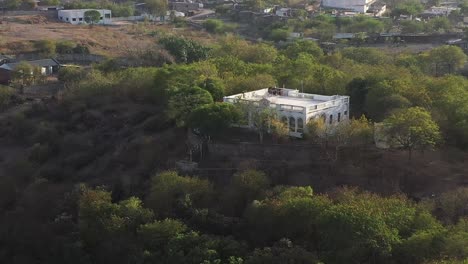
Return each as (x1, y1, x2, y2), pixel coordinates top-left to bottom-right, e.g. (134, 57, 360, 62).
(224, 88, 350, 138)
(58, 9, 112, 25)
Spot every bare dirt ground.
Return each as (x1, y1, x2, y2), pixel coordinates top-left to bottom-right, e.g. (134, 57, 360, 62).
(0, 15, 215, 57)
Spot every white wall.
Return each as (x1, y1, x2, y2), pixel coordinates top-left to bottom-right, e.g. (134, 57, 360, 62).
(58, 9, 112, 25)
(322, 0, 373, 13)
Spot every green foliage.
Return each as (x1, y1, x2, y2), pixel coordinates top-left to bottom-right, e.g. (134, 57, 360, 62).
(55, 40, 76, 54)
(213, 35, 278, 64)
(269, 28, 291, 42)
(426, 45, 467, 75)
(392, 0, 424, 16)
(340, 47, 391, 65)
(34, 39, 56, 56)
(11, 61, 42, 86)
(245, 239, 318, 264)
(144, 0, 167, 16)
(198, 77, 225, 101)
(159, 36, 211, 63)
(422, 187, 468, 225)
(147, 171, 213, 217)
(3, 0, 20, 9)
(0, 86, 14, 108)
(282, 40, 323, 59)
(84, 10, 101, 24)
(65, 1, 134, 17)
(203, 19, 226, 34)
(58, 67, 85, 83)
(222, 170, 270, 216)
(344, 15, 385, 33)
(168, 86, 213, 127)
(79, 187, 154, 263)
(384, 107, 442, 159)
(189, 103, 241, 137)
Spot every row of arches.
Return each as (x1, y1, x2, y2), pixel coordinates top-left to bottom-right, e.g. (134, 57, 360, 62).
(281, 116, 304, 133)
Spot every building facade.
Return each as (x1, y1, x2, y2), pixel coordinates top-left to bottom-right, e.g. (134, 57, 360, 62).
(322, 0, 375, 13)
(0, 59, 60, 84)
(58, 9, 112, 25)
(223, 88, 350, 138)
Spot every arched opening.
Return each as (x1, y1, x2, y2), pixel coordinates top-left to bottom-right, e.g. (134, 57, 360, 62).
(329, 114, 333, 124)
(289, 117, 296, 132)
(297, 118, 304, 133)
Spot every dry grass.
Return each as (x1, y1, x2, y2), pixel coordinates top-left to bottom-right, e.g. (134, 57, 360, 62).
(0, 15, 217, 57)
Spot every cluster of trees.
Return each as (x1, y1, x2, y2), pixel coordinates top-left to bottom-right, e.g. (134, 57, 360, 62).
(69, 171, 468, 264)
(60, 35, 467, 149)
(33, 40, 90, 57)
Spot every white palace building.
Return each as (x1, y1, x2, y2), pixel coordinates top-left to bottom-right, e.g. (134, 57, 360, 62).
(223, 88, 350, 138)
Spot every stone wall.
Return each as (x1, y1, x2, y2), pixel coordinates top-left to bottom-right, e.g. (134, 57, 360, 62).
(207, 142, 322, 161)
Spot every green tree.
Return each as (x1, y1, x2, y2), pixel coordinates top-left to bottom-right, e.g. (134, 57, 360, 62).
(392, 0, 424, 16)
(84, 10, 101, 24)
(78, 187, 154, 264)
(168, 86, 213, 127)
(203, 19, 225, 34)
(4, 0, 20, 9)
(188, 103, 241, 137)
(198, 77, 225, 101)
(159, 36, 210, 63)
(146, 171, 213, 217)
(426, 45, 467, 75)
(270, 28, 291, 42)
(11, 61, 41, 87)
(145, 0, 167, 17)
(282, 40, 323, 59)
(34, 40, 56, 56)
(222, 170, 270, 216)
(0, 85, 14, 106)
(55, 40, 76, 54)
(383, 107, 442, 160)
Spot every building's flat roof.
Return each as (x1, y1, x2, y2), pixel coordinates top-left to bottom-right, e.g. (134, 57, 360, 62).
(264, 95, 324, 107)
(224, 88, 349, 109)
(0, 59, 60, 71)
(59, 9, 111, 13)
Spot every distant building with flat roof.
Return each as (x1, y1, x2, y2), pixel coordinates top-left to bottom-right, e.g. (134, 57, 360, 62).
(58, 9, 112, 25)
(224, 88, 350, 138)
(322, 0, 375, 13)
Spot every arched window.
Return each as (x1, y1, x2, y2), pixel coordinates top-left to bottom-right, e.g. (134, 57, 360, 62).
(297, 118, 304, 133)
(329, 114, 333, 124)
(338, 113, 341, 122)
(289, 117, 296, 132)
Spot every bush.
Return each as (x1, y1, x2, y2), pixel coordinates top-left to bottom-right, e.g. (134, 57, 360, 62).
(29, 143, 54, 164)
(203, 19, 225, 34)
(0, 86, 14, 109)
(56, 40, 76, 54)
(147, 171, 213, 217)
(270, 28, 290, 42)
(33, 40, 56, 56)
